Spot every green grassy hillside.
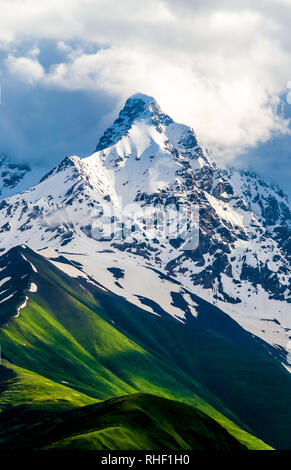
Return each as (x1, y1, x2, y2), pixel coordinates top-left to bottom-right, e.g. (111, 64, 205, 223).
(0, 365, 246, 451)
(0, 246, 278, 449)
(22, 394, 249, 451)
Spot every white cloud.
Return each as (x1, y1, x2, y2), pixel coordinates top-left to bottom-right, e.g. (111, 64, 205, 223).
(5, 54, 44, 84)
(1, 0, 291, 156)
(28, 45, 40, 57)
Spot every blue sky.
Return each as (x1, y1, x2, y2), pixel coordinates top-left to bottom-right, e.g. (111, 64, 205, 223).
(0, 1, 290, 197)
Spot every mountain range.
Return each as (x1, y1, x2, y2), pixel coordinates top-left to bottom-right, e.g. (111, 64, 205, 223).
(0, 93, 290, 450)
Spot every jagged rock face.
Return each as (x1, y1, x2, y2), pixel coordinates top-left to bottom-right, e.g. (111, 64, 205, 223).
(176, 163, 291, 306)
(0, 93, 290, 350)
(96, 94, 174, 151)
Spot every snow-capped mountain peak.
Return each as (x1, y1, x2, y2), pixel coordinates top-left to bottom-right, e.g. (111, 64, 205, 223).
(0, 94, 290, 360)
(96, 93, 173, 152)
(92, 93, 209, 205)
(95, 93, 204, 166)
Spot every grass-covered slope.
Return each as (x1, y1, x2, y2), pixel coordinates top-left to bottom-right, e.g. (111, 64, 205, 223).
(0, 360, 97, 449)
(26, 394, 248, 451)
(0, 364, 245, 451)
(96, 289, 291, 450)
(0, 361, 96, 413)
(0, 246, 279, 449)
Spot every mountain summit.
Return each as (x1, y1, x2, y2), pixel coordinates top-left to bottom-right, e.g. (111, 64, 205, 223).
(93, 93, 207, 206)
(96, 93, 174, 151)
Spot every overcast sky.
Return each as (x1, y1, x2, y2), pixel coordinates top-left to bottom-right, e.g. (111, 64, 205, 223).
(0, 0, 290, 196)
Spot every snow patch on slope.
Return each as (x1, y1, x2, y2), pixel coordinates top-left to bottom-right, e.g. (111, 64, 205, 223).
(15, 296, 28, 318)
